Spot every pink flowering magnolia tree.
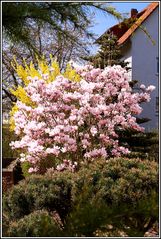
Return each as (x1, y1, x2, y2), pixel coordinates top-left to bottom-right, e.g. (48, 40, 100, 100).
(10, 64, 155, 173)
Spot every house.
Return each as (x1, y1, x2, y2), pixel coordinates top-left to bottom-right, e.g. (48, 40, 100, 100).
(97, 2, 159, 131)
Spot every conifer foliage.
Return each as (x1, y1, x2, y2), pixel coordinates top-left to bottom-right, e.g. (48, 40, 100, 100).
(2, 2, 121, 52)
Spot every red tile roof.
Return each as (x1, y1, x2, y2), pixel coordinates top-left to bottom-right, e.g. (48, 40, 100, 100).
(118, 2, 159, 45)
(96, 2, 159, 46)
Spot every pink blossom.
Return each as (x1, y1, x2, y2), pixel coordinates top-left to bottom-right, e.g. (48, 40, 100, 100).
(140, 84, 146, 90)
(82, 139, 91, 149)
(10, 64, 154, 173)
(85, 147, 107, 159)
(69, 115, 77, 121)
(28, 167, 38, 173)
(56, 159, 78, 172)
(46, 146, 60, 156)
(146, 85, 156, 92)
(90, 126, 98, 136)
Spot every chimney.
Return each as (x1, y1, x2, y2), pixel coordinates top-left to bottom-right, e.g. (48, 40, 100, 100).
(131, 8, 138, 18)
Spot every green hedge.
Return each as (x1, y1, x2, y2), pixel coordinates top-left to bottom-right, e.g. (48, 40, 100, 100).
(73, 158, 158, 205)
(3, 157, 159, 237)
(3, 173, 73, 221)
(7, 210, 61, 237)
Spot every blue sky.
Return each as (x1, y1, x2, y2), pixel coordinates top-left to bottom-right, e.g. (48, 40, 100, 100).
(93, 2, 150, 36)
(89, 1, 151, 54)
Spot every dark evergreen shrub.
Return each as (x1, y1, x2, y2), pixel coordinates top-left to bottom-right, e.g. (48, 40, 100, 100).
(7, 210, 61, 237)
(118, 130, 159, 162)
(67, 158, 158, 236)
(3, 158, 159, 237)
(3, 173, 73, 221)
(73, 158, 158, 205)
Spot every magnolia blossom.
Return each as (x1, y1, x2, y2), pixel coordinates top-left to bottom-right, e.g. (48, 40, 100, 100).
(140, 84, 146, 90)
(56, 159, 78, 172)
(90, 126, 98, 136)
(10, 64, 155, 173)
(28, 167, 38, 173)
(85, 148, 107, 159)
(146, 85, 156, 92)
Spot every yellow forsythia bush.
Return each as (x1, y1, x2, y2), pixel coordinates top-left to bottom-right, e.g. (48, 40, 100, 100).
(9, 55, 81, 131)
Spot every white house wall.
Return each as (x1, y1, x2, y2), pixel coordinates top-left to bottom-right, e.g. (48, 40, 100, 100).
(131, 7, 159, 131)
(120, 41, 132, 80)
(121, 7, 159, 130)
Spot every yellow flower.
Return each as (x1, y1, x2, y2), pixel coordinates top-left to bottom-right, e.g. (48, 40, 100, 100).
(11, 58, 29, 85)
(63, 63, 81, 82)
(9, 56, 81, 130)
(9, 104, 19, 131)
(10, 86, 33, 105)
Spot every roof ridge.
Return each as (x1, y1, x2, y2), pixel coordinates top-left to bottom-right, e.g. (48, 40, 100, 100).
(118, 2, 159, 45)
